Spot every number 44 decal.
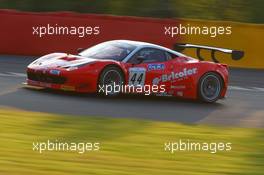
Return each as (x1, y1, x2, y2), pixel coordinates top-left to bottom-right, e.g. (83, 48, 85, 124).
(128, 67, 146, 86)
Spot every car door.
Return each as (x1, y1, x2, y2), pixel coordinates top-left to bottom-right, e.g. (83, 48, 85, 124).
(126, 48, 168, 92)
(153, 52, 184, 94)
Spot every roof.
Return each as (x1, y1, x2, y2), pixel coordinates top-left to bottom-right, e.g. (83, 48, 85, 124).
(110, 40, 163, 48)
(105, 39, 187, 58)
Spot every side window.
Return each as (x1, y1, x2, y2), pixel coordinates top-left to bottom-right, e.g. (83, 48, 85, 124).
(166, 52, 179, 60)
(128, 48, 167, 64)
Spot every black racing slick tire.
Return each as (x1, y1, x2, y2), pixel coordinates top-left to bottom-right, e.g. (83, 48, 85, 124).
(198, 72, 223, 103)
(98, 66, 124, 96)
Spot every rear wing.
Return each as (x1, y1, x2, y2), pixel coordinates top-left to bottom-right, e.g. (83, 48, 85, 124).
(173, 43, 244, 63)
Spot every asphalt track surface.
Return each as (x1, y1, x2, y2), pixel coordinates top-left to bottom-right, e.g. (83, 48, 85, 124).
(0, 55, 264, 128)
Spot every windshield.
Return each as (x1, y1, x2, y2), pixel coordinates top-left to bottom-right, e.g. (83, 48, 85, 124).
(79, 41, 137, 61)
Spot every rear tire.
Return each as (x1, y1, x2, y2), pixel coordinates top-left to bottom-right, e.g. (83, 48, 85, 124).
(98, 66, 124, 96)
(198, 72, 223, 103)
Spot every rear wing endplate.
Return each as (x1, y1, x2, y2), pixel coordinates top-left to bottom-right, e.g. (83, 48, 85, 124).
(174, 43, 244, 63)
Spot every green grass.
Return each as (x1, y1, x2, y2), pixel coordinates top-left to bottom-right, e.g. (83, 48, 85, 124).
(0, 108, 263, 174)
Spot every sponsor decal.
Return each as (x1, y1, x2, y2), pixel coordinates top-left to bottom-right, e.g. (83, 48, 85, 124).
(128, 67, 146, 86)
(39, 82, 51, 88)
(168, 90, 174, 95)
(50, 69, 61, 75)
(156, 92, 172, 97)
(148, 63, 165, 71)
(152, 77, 161, 85)
(61, 85, 75, 91)
(177, 91, 183, 97)
(171, 85, 186, 89)
(152, 68, 197, 85)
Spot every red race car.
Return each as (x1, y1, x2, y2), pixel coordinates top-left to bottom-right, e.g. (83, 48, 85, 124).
(26, 40, 244, 102)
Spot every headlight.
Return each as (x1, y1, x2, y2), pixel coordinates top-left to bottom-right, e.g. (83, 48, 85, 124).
(66, 66, 78, 71)
(62, 62, 95, 71)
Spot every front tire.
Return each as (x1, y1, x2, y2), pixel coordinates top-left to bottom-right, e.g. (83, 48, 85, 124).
(198, 72, 223, 103)
(98, 66, 124, 96)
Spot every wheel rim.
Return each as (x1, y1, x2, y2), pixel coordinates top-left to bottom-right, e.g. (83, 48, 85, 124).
(200, 74, 221, 101)
(102, 70, 122, 95)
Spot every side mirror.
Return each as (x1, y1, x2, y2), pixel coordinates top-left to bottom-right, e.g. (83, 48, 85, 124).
(77, 48, 85, 53)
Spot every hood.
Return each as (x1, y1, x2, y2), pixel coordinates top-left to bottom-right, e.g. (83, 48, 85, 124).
(28, 53, 97, 69)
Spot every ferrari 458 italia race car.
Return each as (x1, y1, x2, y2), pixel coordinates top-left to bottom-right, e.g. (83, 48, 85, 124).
(26, 40, 244, 102)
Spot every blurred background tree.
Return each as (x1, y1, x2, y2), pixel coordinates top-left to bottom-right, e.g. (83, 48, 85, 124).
(0, 0, 262, 23)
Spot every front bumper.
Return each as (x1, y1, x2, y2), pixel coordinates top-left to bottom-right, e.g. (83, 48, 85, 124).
(26, 68, 98, 93)
(26, 79, 76, 91)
